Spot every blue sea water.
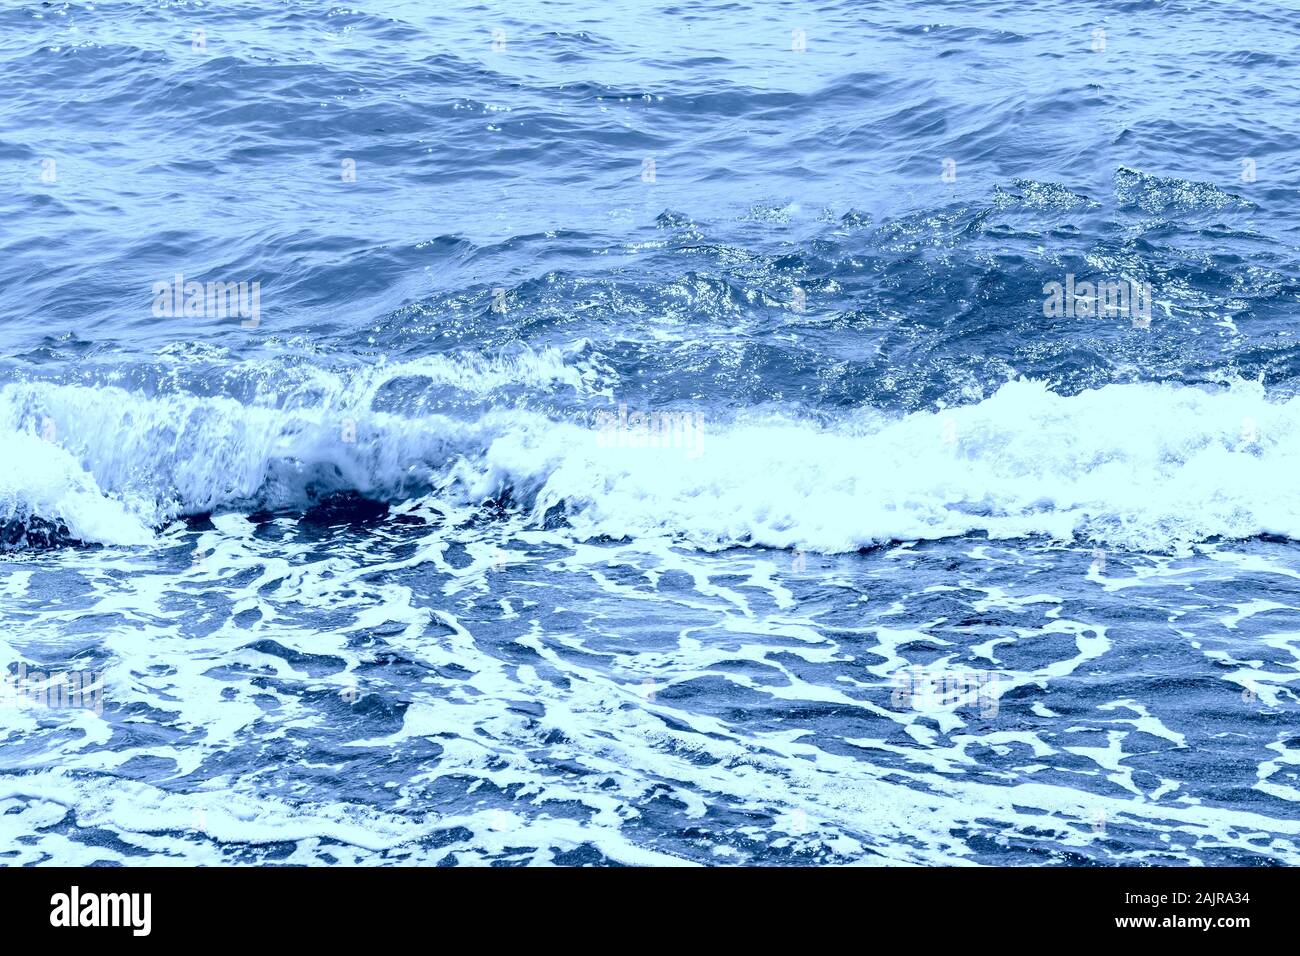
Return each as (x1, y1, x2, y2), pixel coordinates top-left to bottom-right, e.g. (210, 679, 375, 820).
(2, 0, 1300, 865)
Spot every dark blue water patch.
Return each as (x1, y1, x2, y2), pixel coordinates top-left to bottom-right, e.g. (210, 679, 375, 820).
(241, 639, 347, 678)
(36, 814, 158, 860)
(1, 516, 83, 551)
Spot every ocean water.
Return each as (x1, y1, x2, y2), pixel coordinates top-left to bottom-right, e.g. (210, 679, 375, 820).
(2, 0, 1300, 866)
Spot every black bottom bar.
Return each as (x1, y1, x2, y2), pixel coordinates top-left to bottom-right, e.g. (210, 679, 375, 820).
(0, 866, 1289, 942)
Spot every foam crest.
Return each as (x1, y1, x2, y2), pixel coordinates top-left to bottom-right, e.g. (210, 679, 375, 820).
(0, 429, 153, 547)
(0, 381, 486, 543)
(497, 379, 1300, 553)
(4, 376, 1299, 552)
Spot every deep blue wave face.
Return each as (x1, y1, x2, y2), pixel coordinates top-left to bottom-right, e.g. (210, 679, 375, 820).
(2, 0, 1300, 866)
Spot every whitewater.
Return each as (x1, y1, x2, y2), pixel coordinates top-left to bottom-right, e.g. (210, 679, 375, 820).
(4, 374, 1300, 554)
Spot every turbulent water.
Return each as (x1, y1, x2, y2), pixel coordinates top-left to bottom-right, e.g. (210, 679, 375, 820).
(2, 0, 1300, 866)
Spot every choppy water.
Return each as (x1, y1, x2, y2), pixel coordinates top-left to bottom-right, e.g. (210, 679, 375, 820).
(3, 0, 1300, 865)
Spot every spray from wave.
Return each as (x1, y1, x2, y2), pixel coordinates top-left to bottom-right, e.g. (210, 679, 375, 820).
(2, 373, 1297, 553)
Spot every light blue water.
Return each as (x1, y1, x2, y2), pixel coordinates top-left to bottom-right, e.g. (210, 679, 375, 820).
(2, 0, 1300, 865)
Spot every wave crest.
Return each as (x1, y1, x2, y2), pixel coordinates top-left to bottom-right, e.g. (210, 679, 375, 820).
(3, 376, 1298, 552)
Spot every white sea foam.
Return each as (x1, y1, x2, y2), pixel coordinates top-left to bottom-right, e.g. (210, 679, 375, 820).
(3, 375, 1298, 552)
(0, 429, 154, 546)
(5, 524, 1297, 865)
(472, 377, 1300, 553)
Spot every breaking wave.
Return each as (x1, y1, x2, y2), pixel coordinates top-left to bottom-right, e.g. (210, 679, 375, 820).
(4, 375, 1298, 554)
